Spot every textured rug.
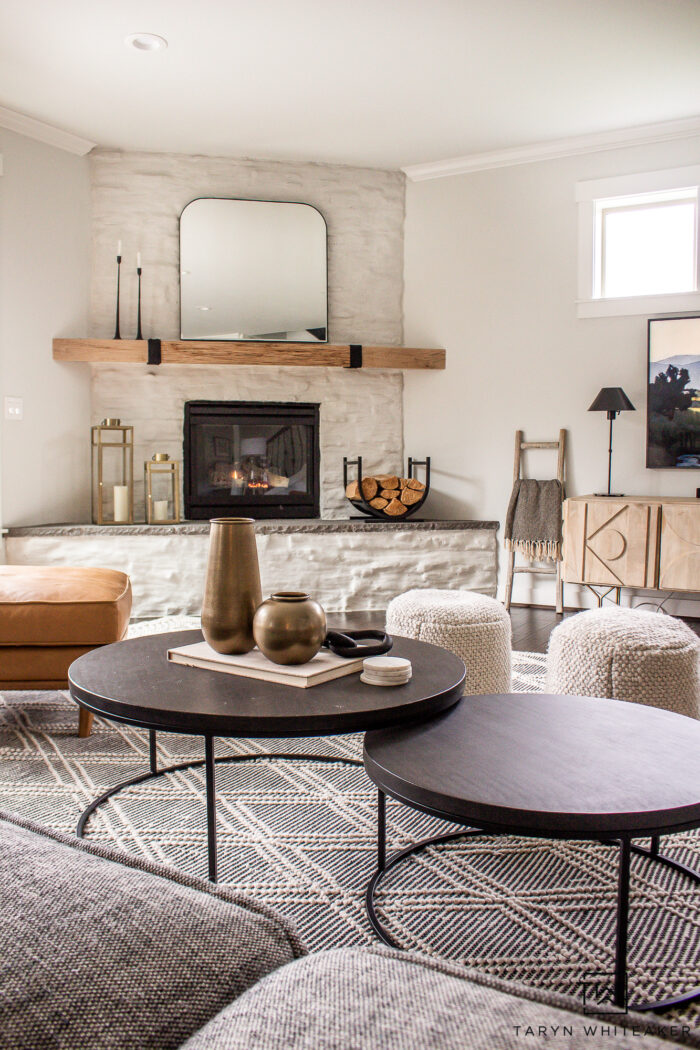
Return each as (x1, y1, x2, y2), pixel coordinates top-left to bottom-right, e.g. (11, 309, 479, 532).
(1, 619, 699, 1020)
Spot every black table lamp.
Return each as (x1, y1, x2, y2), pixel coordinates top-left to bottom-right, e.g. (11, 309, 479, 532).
(588, 387, 635, 497)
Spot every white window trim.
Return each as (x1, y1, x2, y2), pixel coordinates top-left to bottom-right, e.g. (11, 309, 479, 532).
(576, 165, 700, 318)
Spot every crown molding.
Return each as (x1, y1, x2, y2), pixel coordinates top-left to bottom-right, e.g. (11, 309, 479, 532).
(402, 116, 700, 182)
(0, 105, 95, 156)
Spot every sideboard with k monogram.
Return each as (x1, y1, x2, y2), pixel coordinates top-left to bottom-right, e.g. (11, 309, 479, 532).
(562, 495, 700, 597)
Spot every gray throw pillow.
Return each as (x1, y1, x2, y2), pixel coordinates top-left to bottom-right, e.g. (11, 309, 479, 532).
(0, 810, 304, 1050)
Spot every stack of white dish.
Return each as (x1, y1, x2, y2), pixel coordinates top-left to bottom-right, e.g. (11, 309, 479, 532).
(360, 656, 412, 687)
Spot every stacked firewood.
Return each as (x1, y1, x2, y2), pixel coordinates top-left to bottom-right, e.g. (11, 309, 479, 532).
(345, 473, 426, 516)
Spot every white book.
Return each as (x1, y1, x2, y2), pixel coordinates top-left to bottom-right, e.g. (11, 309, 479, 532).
(167, 640, 365, 688)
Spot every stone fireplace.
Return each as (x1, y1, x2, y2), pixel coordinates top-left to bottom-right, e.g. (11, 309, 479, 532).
(90, 363, 404, 521)
(82, 149, 408, 522)
(184, 400, 320, 519)
(3, 151, 501, 618)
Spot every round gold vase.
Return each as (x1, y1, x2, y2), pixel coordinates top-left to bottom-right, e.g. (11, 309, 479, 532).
(201, 518, 262, 654)
(253, 592, 327, 665)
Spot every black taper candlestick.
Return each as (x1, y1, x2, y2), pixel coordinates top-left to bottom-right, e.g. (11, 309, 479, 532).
(114, 255, 122, 340)
(136, 267, 143, 340)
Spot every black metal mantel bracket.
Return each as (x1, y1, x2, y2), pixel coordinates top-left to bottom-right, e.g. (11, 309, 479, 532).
(347, 344, 363, 368)
(147, 338, 162, 365)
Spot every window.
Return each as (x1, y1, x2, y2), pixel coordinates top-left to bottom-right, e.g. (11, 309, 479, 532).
(577, 166, 700, 318)
(596, 188, 697, 298)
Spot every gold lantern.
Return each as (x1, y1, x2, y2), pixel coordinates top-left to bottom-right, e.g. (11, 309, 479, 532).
(145, 453, 181, 525)
(91, 419, 134, 525)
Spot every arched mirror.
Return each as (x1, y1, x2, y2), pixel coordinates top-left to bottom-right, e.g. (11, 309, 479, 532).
(180, 198, 328, 342)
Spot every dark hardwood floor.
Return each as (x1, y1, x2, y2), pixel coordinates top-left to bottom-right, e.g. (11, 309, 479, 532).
(509, 604, 700, 653)
(508, 606, 577, 654)
(333, 605, 700, 655)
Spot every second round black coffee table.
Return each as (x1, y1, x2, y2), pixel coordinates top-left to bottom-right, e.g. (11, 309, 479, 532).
(363, 692, 700, 1012)
(69, 629, 465, 882)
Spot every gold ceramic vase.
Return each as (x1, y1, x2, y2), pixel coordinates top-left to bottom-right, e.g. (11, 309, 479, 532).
(201, 518, 262, 654)
(253, 592, 327, 665)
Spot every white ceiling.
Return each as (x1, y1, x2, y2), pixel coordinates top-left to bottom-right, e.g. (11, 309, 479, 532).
(0, 0, 699, 169)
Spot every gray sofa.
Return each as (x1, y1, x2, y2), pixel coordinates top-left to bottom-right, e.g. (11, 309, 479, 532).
(0, 810, 696, 1049)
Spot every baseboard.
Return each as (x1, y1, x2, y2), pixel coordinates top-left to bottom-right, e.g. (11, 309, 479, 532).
(508, 602, 582, 612)
(509, 600, 700, 623)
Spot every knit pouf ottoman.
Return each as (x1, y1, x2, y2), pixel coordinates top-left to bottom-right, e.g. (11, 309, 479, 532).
(385, 589, 511, 695)
(546, 607, 700, 719)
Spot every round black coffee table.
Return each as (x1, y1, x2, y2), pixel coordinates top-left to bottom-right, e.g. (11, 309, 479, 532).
(363, 692, 700, 1013)
(69, 629, 465, 883)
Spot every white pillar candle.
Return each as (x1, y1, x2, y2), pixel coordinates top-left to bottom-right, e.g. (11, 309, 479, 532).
(152, 500, 169, 521)
(117, 240, 122, 256)
(137, 251, 141, 268)
(113, 485, 129, 522)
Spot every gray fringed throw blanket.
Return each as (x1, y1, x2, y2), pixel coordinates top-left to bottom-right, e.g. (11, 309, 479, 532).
(504, 479, 563, 561)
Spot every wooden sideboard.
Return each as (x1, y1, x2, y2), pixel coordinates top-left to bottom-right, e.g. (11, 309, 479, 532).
(563, 495, 700, 594)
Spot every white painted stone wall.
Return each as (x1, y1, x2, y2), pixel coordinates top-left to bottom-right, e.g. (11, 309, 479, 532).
(90, 150, 405, 344)
(6, 529, 497, 620)
(88, 149, 407, 518)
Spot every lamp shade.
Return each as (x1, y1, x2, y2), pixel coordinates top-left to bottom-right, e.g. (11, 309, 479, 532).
(588, 387, 636, 413)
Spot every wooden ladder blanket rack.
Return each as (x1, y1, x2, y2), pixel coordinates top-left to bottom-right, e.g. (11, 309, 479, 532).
(504, 429, 566, 615)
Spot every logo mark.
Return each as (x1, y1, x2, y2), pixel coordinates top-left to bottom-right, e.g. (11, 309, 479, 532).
(581, 973, 628, 1015)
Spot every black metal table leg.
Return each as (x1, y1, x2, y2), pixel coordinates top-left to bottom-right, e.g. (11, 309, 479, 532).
(205, 735, 217, 883)
(77, 747, 361, 881)
(377, 790, 386, 872)
(366, 795, 478, 949)
(365, 828, 700, 1011)
(614, 837, 631, 1009)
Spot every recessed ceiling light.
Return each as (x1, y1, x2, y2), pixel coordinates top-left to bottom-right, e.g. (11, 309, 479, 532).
(198, 306, 211, 311)
(125, 33, 168, 52)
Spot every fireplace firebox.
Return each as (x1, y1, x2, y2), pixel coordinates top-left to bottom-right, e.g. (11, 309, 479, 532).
(184, 401, 320, 520)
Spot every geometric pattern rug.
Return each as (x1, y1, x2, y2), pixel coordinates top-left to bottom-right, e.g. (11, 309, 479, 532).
(1, 617, 699, 1022)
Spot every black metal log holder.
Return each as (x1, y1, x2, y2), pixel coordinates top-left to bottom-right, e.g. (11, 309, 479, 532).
(343, 456, 431, 520)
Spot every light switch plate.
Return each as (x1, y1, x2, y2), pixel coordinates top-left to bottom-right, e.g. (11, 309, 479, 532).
(4, 396, 23, 420)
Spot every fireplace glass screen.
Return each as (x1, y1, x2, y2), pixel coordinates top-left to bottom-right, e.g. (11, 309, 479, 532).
(184, 401, 320, 520)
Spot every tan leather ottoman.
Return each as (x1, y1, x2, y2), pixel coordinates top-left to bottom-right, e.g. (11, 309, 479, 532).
(0, 566, 132, 737)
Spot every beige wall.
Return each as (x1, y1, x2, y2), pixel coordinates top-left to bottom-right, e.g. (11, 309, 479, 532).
(403, 136, 700, 611)
(0, 129, 91, 527)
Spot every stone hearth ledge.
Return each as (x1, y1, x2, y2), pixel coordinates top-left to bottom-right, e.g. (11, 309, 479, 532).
(5, 519, 499, 619)
(7, 519, 497, 537)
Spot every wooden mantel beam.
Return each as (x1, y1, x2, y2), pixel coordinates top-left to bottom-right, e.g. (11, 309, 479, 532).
(52, 338, 446, 370)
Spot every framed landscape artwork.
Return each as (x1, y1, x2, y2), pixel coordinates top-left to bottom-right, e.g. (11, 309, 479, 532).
(647, 315, 700, 468)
